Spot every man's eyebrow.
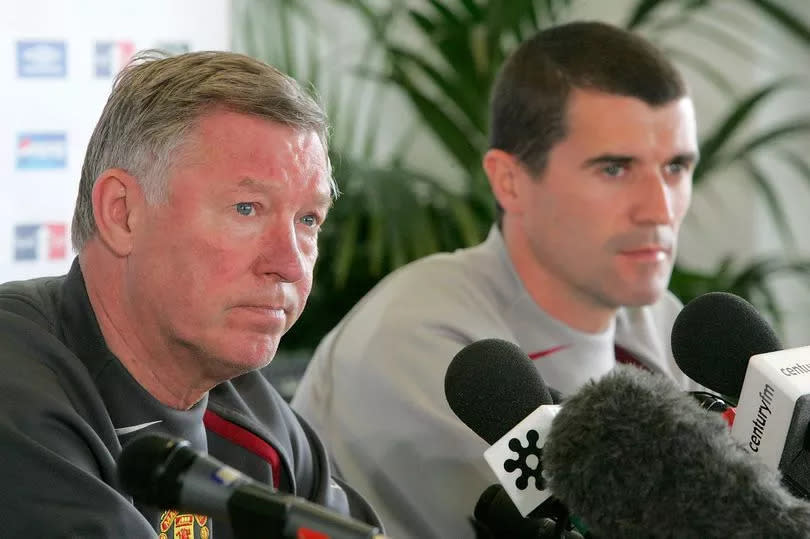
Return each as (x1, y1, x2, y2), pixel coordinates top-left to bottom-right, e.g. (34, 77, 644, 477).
(315, 191, 334, 212)
(581, 152, 701, 169)
(581, 154, 636, 169)
(233, 177, 269, 193)
(234, 177, 333, 211)
(669, 152, 700, 166)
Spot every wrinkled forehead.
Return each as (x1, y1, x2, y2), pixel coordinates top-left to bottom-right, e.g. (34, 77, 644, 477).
(166, 112, 335, 199)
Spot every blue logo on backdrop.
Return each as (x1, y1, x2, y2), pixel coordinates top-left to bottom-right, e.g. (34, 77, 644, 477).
(16, 41, 67, 78)
(14, 225, 40, 261)
(16, 133, 67, 169)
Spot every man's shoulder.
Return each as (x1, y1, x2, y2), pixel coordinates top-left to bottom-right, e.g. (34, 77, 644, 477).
(0, 271, 98, 409)
(299, 235, 515, 379)
(0, 274, 69, 369)
(354, 241, 509, 316)
(386, 242, 493, 283)
(0, 304, 114, 460)
(328, 254, 505, 351)
(0, 273, 66, 331)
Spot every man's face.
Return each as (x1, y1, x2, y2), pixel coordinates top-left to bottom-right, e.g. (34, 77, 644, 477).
(518, 89, 697, 309)
(129, 110, 331, 379)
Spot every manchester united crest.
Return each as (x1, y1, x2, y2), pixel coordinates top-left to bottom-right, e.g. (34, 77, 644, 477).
(158, 509, 210, 539)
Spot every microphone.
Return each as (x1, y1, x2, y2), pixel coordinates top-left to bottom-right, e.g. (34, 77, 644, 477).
(472, 484, 586, 539)
(671, 291, 810, 498)
(543, 365, 810, 538)
(445, 338, 554, 446)
(671, 291, 782, 401)
(445, 339, 558, 514)
(689, 390, 737, 427)
(671, 291, 783, 427)
(445, 338, 581, 537)
(117, 434, 385, 539)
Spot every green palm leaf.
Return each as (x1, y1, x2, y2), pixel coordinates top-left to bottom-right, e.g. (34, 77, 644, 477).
(742, 159, 795, 247)
(749, 0, 810, 45)
(694, 80, 800, 182)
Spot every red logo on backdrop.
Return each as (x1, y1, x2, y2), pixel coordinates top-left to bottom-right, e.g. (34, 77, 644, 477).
(14, 222, 68, 261)
(46, 223, 66, 260)
(94, 41, 135, 77)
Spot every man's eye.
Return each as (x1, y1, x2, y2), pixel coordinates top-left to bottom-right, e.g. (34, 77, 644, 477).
(300, 215, 318, 227)
(603, 164, 626, 177)
(235, 202, 256, 216)
(665, 163, 686, 175)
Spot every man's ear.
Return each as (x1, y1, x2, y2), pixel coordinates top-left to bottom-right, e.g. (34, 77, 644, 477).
(482, 149, 525, 216)
(90, 168, 144, 256)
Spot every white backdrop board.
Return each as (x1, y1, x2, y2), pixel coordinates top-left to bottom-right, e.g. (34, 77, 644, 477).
(0, 0, 230, 282)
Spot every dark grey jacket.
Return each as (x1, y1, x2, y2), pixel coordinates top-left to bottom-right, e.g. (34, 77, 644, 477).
(0, 259, 380, 538)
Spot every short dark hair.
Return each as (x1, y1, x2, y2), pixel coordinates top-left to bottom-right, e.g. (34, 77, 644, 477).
(489, 21, 687, 222)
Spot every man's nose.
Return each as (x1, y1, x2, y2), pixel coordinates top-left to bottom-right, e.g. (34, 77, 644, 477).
(255, 221, 307, 283)
(632, 171, 674, 226)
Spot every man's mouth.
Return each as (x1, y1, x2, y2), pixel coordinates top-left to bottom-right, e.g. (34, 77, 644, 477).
(618, 245, 670, 262)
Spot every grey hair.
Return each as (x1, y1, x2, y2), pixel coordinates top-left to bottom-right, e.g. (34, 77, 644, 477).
(71, 49, 334, 251)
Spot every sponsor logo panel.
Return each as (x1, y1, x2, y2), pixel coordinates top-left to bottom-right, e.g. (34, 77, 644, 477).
(16, 133, 67, 170)
(17, 41, 67, 78)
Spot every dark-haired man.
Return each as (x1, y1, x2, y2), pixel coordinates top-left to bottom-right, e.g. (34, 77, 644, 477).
(293, 21, 702, 538)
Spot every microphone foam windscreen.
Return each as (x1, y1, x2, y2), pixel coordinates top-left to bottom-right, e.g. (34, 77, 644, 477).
(671, 291, 782, 398)
(444, 338, 553, 445)
(543, 365, 810, 538)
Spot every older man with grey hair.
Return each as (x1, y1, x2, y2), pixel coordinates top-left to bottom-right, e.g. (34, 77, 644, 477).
(0, 50, 381, 538)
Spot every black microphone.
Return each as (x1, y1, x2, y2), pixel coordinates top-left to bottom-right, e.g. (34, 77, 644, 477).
(445, 338, 582, 537)
(445, 338, 554, 445)
(671, 291, 782, 401)
(473, 484, 584, 539)
(543, 365, 810, 538)
(671, 291, 810, 499)
(117, 434, 384, 539)
(671, 291, 783, 427)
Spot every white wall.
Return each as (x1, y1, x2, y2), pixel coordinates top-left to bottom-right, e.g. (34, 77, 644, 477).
(0, 0, 230, 282)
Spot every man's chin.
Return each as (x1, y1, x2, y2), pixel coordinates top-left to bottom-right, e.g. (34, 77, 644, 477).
(615, 268, 672, 305)
(220, 338, 278, 373)
(607, 277, 668, 307)
(621, 286, 666, 307)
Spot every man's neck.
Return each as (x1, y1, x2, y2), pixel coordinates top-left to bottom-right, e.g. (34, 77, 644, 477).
(79, 249, 213, 410)
(500, 220, 617, 334)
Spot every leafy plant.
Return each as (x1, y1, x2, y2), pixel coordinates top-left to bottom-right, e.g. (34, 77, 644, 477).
(234, 0, 810, 348)
(336, 0, 810, 334)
